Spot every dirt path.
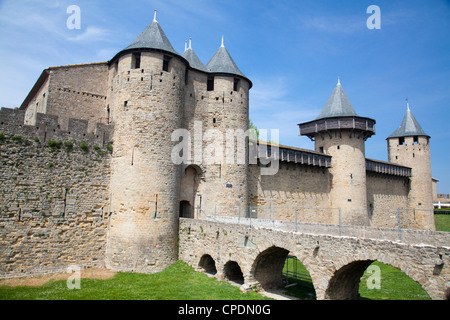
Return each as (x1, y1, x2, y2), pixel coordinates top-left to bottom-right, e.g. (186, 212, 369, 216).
(0, 268, 116, 287)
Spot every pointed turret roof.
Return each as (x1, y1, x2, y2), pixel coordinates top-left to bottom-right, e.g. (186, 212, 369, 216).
(182, 38, 207, 72)
(316, 78, 358, 120)
(298, 78, 376, 140)
(388, 102, 429, 138)
(124, 11, 178, 55)
(206, 36, 246, 78)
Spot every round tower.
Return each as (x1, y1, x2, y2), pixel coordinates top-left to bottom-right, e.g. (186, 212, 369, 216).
(298, 79, 376, 226)
(180, 36, 252, 218)
(203, 36, 252, 216)
(105, 12, 187, 273)
(387, 102, 434, 230)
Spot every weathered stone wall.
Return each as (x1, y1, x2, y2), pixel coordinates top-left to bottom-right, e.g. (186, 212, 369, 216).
(23, 63, 109, 133)
(366, 172, 409, 228)
(248, 162, 332, 223)
(23, 75, 50, 126)
(0, 108, 112, 278)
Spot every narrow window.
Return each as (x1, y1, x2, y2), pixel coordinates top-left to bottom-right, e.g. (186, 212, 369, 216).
(185, 69, 189, 85)
(319, 147, 324, 153)
(132, 53, 141, 69)
(163, 55, 171, 72)
(413, 136, 418, 144)
(213, 118, 216, 124)
(207, 76, 214, 91)
(106, 105, 110, 124)
(399, 137, 405, 145)
(233, 78, 240, 91)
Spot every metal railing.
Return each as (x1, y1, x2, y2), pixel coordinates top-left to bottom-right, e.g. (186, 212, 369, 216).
(191, 204, 443, 245)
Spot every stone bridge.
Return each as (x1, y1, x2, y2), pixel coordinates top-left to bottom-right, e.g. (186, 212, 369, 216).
(178, 218, 450, 300)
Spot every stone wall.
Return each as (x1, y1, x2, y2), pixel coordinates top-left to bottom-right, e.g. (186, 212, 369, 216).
(366, 172, 409, 228)
(248, 162, 332, 223)
(0, 107, 112, 278)
(23, 63, 109, 133)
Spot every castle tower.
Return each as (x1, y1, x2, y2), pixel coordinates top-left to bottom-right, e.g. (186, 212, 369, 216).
(201, 36, 252, 216)
(105, 12, 187, 272)
(298, 79, 376, 226)
(387, 102, 434, 230)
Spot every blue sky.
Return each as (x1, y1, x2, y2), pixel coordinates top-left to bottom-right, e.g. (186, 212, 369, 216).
(0, 0, 449, 192)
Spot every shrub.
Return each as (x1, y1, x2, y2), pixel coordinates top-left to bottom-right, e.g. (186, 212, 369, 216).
(48, 139, 62, 150)
(34, 137, 40, 143)
(0, 132, 5, 141)
(107, 142, 113, 153)
(11, 135, 22, 143)
(64, 141, 74, 152)
(80, 141, 89, 152)
(93, 145, 100, 151)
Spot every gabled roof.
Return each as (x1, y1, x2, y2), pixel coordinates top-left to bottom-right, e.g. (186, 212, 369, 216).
(124, 16, 178, 55)
(182, 39, 207, 72)
(316, 79, 358, 119)
(206, 37, 246, 78)
(388, 104, 429, 138)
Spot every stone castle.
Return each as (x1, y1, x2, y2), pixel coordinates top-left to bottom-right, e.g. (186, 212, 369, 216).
(0, 14, 435, 277)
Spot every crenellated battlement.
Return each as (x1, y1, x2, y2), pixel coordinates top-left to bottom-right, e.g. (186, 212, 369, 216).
(0, 107, 114, 148)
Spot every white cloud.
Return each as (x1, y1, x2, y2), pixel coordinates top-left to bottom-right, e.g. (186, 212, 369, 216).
(67, 26, 110, 42)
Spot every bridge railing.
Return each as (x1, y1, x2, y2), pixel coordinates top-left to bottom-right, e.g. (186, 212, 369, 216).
(193, 205, 447, 246)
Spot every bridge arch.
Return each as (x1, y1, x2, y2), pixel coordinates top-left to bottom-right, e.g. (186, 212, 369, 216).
(251, 246, 290, 290)
(325, 258, 432, 300)
(223, 261, 244, 284)
(198, 254, 217, 275)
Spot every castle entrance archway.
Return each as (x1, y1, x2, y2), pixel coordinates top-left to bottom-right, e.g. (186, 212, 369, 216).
(179, 165, 202, 218)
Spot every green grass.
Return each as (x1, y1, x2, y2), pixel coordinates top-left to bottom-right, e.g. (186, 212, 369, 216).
(282, 258, 431, 300)
(282, 257, 316, 300)
(0, 261, 269, 300)
(359, 261, 431, 300)
(434, 213, 450, 232)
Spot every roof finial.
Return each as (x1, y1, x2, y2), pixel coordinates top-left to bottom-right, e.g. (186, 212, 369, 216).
(153, 9, 157, 22)
(337, 76, 341, 85)
(184, 40, 188, 52)
(406, 98, 410, 111)
(189, 37, 192, 49)
(221, 35, 224, 47)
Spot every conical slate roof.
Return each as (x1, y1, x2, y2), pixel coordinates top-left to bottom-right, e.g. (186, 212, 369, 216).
(388, 104, 429, 138)
(316, 79, 358, 119)
(182, 39, 207, 72)
(206, 37, 246, 78)
(124, 13, 178, 55)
